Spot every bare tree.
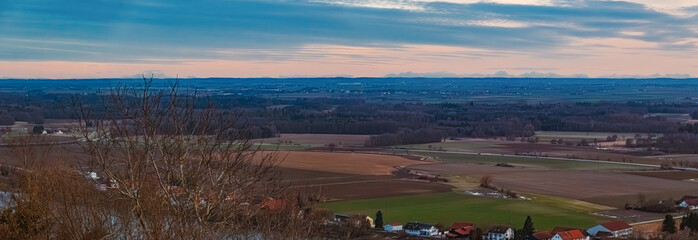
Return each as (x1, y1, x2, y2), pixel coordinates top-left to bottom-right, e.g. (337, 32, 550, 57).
(480, 175, 494, 188)
(68, 79, 329, 239)
(1, 79, 328, 239)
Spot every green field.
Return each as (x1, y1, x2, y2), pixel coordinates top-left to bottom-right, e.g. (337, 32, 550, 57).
(323, 192, 605, 230)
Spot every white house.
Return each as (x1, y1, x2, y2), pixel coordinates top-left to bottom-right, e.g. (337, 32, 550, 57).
(384, 222, 403, 232)
(404, 222, 439, 237)
(551, 230, 588, 240)
(587, 221, 632, 238)
(487, 226, 514, 240)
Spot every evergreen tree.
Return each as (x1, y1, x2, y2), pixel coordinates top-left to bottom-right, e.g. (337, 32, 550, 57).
(375, 210, 383, 229)
(680, 215, 688, 230)
(662, 214, 676, 234)
(688, 211, 698, 232)
(469, 227, 483, 240)
(522, 215, 535, 239)
(513, 229, 527, 240)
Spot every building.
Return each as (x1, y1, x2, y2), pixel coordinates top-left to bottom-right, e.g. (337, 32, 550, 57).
(404, 222, 439, 237)
(587, 221, 633, 238)
(446, 222, 477, 239)
(679, 198, 698, 210)
(446, 225, 476, 239)
(532, 231, 554, 240)
(487, 226, 514, 240)
(552, 229, 588, 240)
(384, 222, 403, 232)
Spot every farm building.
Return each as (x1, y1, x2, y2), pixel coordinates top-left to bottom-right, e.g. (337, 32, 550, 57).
(383, 222, 402, 232)
(487, 225, 514, 240)
(587, 221, 632, 238)
(404, 222, 439, 237)
(551, 229, 588, 240)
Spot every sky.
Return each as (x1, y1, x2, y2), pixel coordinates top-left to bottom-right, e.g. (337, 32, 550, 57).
(1, 0, 697, 78)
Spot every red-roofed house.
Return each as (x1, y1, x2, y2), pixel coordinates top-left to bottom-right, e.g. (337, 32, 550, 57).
(552, 230, 589, 240)
(446, 225, 475, 239)
(532, 231, 554, 240)
(450, 221, 476, 230)
(587, 221, 633, 238)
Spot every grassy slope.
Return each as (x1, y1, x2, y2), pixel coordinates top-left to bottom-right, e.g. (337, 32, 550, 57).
(323, 192, 605, 230)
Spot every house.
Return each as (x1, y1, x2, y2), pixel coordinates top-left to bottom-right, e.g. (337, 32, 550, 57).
(404, 222, 439, 237)
(552, 230, 588, 240)
(532, 231, 554, 240)
(587, 221, 633, 238)
(384, 222, 403, 232)
(487, 225, 514, 240)
(450, 221, 476, 230)
(552, 227, 587, 235)
(679, 198, 698, 210)
(446, 222, 477, 239)
(446, 225, 475, 239)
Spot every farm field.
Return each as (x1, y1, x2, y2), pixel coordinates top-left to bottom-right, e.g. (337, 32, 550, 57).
(269, 151, 428, 175)
(625, 170, 698, 181)
(533, 131, 658, 142)
(398, 151, 648, 170)
(397, 138, 665, 165)
(406, 162, 698, 208)
(272, 152, 451, 201)
(490, 171, 698, 206)
(259, 134, 370, 147)
(323, 192, 605, 230)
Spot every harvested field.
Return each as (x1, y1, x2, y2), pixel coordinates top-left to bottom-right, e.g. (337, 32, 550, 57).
(271, 151, 427, 175)
(401, 151, 648, 170)
(407, 162, 532, 176)
(279, 168, 452, 200)
(272, 152, 450, 200)
(406, 162, 698, 208)
(491, 171, 698, 206)
(625, 170, 698, 181)
(280, 168, 392, 186)
(260, 134, 370, 147)
(315, 179, 452, 200)
(400, 139, 663, 165)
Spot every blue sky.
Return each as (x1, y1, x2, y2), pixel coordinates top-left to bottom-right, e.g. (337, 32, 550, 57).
(1, 0, 697, 78)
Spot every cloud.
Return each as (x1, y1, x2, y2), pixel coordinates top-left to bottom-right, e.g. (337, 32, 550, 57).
(0, 0, 696, 63)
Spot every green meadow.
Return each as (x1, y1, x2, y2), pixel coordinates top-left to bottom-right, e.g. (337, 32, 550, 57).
(323, 192, 606, 230)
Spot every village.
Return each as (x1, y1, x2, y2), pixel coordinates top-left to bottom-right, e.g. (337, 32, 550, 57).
(331, 195, 698, 240)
